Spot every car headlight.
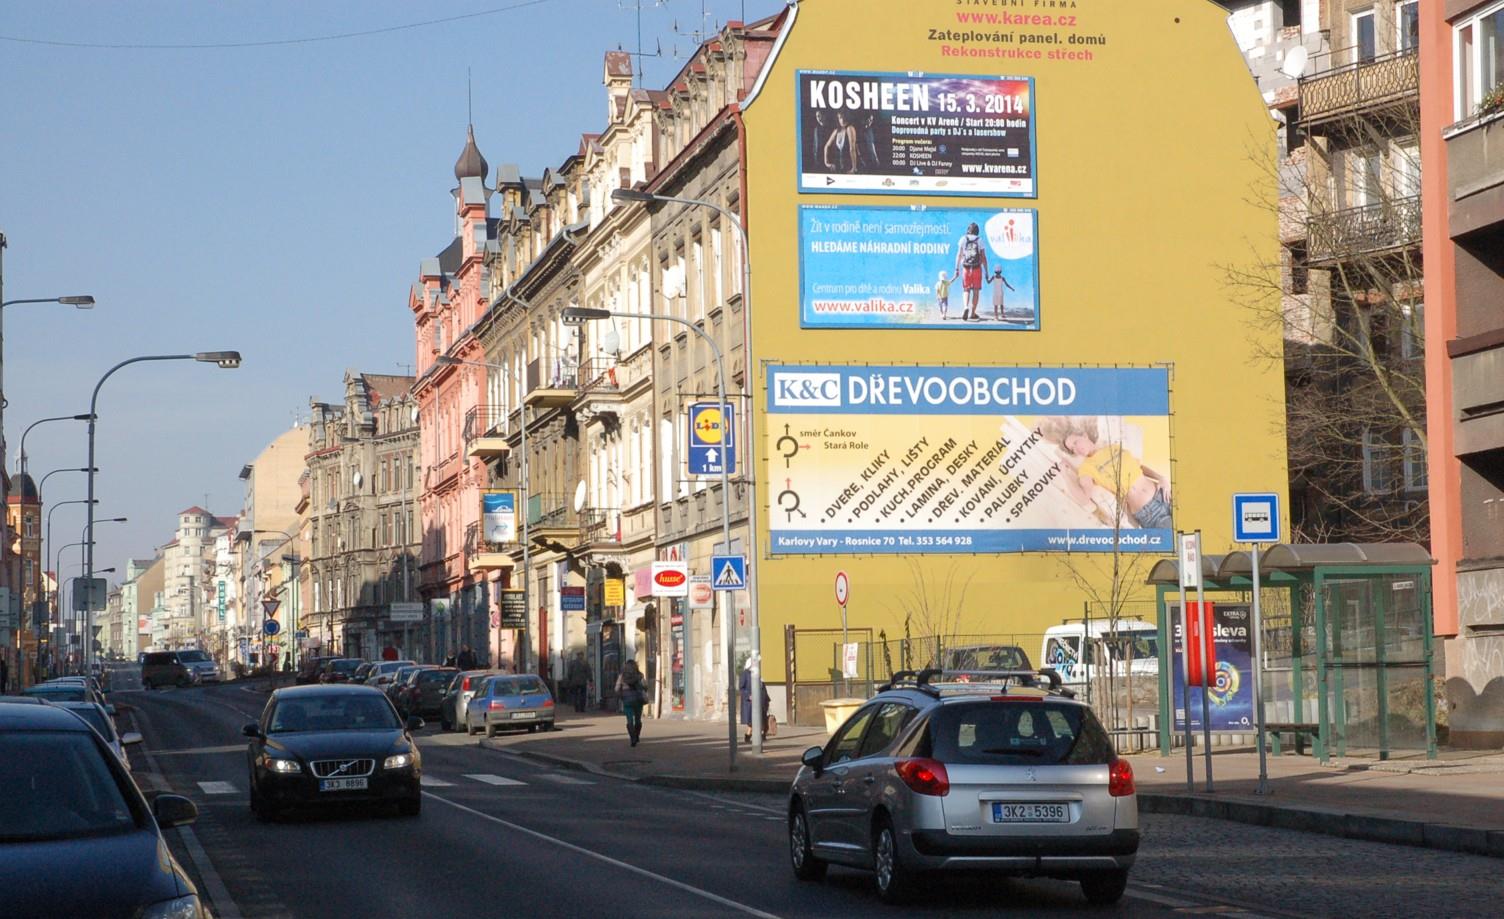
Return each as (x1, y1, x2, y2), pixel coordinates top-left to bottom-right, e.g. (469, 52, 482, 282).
(265, 756, 301, 774)
(383, 753, 413, 770)
(139, 894, 206, 919)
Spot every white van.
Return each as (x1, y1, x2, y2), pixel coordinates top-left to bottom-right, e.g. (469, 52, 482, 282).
(1040, 619, 1160, 688)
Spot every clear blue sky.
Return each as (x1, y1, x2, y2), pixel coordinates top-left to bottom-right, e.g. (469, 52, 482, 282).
(0, 0, 783, 580)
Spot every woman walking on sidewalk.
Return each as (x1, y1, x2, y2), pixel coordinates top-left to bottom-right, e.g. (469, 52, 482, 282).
(616, 659, 646, 747)
(740, 659, 770, 744)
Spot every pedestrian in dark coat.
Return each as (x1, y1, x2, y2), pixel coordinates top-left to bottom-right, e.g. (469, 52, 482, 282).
(739, 660, 770, 744)
(457, 645, 478, 670)
(565, 652, 590, 713)
(615, 660, 646, 746)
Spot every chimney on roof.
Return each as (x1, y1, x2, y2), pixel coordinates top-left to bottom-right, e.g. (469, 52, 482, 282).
(604, 51, 633, 125)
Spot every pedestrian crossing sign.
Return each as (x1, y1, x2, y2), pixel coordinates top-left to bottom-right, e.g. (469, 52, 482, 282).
(711, 554, 747, 591)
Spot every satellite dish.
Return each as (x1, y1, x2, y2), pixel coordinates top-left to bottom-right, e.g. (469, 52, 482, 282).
(352, 470, 364, 489)
(602, 328, 621, 355)
(1280, 46, 1309, 80)
(662, 265, 686, 301)
(410, 406, 420, 424)
(573, 480, 587, 513)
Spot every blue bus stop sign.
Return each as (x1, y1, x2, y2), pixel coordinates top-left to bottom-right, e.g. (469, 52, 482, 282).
(1232, 493, 1280, 543)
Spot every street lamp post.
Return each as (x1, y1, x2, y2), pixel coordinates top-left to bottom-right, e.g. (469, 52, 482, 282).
(609, 187, 765, 755)
(564, 304, 742, 770)
(79, 516, 125, 666)
(84, 352, 241, 671)
(434, 354, 530, 676)
(46, 497, 96, 639)
(51, 539, 87, 673)
(18, 414, 93, 478)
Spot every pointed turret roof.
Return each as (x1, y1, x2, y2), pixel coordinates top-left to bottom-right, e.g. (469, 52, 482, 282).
(454, 125, 489, 182)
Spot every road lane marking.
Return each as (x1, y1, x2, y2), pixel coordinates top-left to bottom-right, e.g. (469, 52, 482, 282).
(421, 776, 455, 787)
(425, 791, 783, 919)
(197, 781, 238, 795)
(465, 773, 527, 786)
(535, 774, 594, 785)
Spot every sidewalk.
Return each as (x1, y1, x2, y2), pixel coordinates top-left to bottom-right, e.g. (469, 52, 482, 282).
(478, 710, 1504, 858)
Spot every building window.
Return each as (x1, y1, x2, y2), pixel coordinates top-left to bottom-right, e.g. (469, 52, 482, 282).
(23, 513, 35, 538)
(1455, 3, 1504, 120)
(1352, 8, 1376, 64)
(24, 558, 34, 588)
(1362, 427, 1396, 494)
(1402, 428, 1428, 492)
(1401, 301, 1424, 359)
(1397, 1, 1418, 52)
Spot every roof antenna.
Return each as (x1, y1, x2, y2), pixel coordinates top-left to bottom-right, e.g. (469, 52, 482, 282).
(467, 66, 473, 126)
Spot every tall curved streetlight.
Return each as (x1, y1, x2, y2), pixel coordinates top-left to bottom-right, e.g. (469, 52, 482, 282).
(18, 413, 93, 477)
(84, 352, 241, 670)
(76, 516, 125, 664)
(608, 187, 765, 757)
(45, 497, 97, 635)
(50, 539, 87, 673)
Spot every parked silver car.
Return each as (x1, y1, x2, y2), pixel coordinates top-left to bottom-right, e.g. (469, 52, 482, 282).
(440, 669, 502, 732)
(787, 669, 1138, 905)
(365, 660, 416, 690)
(464, 675, 555, 737)
(55, 700, 143, 772)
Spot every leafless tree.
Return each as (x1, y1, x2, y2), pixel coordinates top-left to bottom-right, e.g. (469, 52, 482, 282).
(1226, 109, 1428, 545)
(887, 558, 977, 672)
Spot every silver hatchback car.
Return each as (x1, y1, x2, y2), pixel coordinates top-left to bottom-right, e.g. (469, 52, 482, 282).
(787, 669, 1138, 905)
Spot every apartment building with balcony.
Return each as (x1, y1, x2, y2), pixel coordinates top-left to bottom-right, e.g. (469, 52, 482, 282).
(1421, 0, 1504, 746)
(1224, 0, 1427, 543)
(303, 371, 419, 662)
(410, 129, 499, 666)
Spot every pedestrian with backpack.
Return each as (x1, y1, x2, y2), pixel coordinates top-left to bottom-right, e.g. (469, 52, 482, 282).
(615, 659, 647, 746)
(953, 222, 989, 321)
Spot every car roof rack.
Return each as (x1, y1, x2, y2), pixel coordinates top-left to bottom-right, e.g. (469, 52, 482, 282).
(878, 667, 1075, 699)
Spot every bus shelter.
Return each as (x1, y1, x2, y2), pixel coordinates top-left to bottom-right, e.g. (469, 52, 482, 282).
(1147, 543, 1436, 763)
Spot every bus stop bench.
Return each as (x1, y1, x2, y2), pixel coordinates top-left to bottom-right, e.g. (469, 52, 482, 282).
(1264, 722, 1319, 755)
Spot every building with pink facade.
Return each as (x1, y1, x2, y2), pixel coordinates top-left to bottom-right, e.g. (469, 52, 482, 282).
(409, 128, 505, 665)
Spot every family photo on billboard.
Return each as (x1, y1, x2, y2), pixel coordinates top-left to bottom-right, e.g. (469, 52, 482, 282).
(800, 204, 1039, 330)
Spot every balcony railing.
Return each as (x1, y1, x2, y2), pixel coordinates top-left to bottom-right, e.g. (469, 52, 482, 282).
(526, 492, 576, 529)
(1299, 48, 1418, 129)
(579, 507, 622, 545)
(578, 358, 622, 394)
(463, 405, 510, 449)
(1307, 195, 1421, 265)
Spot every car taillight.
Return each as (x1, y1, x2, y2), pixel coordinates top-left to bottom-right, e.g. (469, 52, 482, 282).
(462, 677, 472, 691)
(1108, 758, 1135, 797)
(542, 698, 554, 708)
(489, 700, 507, 710)
(895, 758, 950, 797)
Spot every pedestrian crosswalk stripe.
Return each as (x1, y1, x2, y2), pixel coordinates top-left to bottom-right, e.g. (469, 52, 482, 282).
(420, 776, 454, 787)
(465, 773, 527, 786)
(536, 774, 594, 785)
(197, 781, 237, 795)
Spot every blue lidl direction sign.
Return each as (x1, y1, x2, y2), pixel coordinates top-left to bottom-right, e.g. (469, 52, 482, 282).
(688, 402, 736, 477)
(1233, 493, 1280, 543)
(263, 618, 281, 636)
(712, 554, 747, 591)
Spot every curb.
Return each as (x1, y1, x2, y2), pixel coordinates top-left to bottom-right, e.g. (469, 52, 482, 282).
(479, 738, 792, 793)
(1138, 792, 1504, 859)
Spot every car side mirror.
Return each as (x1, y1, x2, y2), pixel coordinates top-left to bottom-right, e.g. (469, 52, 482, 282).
(406, 715, 425, 732)
(241, 722, 262, 739)
(121, 732, 144, 746)
(801, 746, 825, 776)
(153, 794, 198, 828)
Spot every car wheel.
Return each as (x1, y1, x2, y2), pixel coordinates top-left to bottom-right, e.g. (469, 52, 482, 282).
(465, 719, 477, 736)
(177, 675, 191, 688)
(526, 724, 537, 734)
(485, 723, 497, 739)
(399, 796, 422, 817)
(873, 815, 914, 904)
(538, 722, 553, 733)
(1080, 869, 1129, 905)
(789, 803, 827, 882)
(250, 783, 277, 823)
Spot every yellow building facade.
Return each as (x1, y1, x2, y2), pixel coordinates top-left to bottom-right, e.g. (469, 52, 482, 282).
(740, 0, 1288, 682)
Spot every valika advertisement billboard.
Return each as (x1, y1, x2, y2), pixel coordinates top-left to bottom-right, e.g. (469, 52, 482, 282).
(766, 365, 1172, 554)
(800, 204, 1038, 330)
(797, 70, 1036, 196)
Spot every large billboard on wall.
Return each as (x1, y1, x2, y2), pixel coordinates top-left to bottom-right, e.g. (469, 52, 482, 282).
(800, 204, 1039, 330)
(766, 365, 1172, 554)
(796, 70, 1036, 196)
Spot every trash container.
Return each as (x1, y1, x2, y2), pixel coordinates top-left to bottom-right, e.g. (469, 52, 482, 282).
(821, 698, 865, 736)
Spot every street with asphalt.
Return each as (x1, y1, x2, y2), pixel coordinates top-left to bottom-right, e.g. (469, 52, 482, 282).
(119, 682, 1504, 919)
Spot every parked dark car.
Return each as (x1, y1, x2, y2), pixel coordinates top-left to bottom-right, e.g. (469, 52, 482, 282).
(318, 658, 366, 684)
(297, 655, 340, 685)
(0, 699, 204, 918)
(243, 685, 423, 820)
(140, 651, 193, 690)
(385, 665, 429, 709)
(352, 662, 375, 683)
(403, 667, 458, 717)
